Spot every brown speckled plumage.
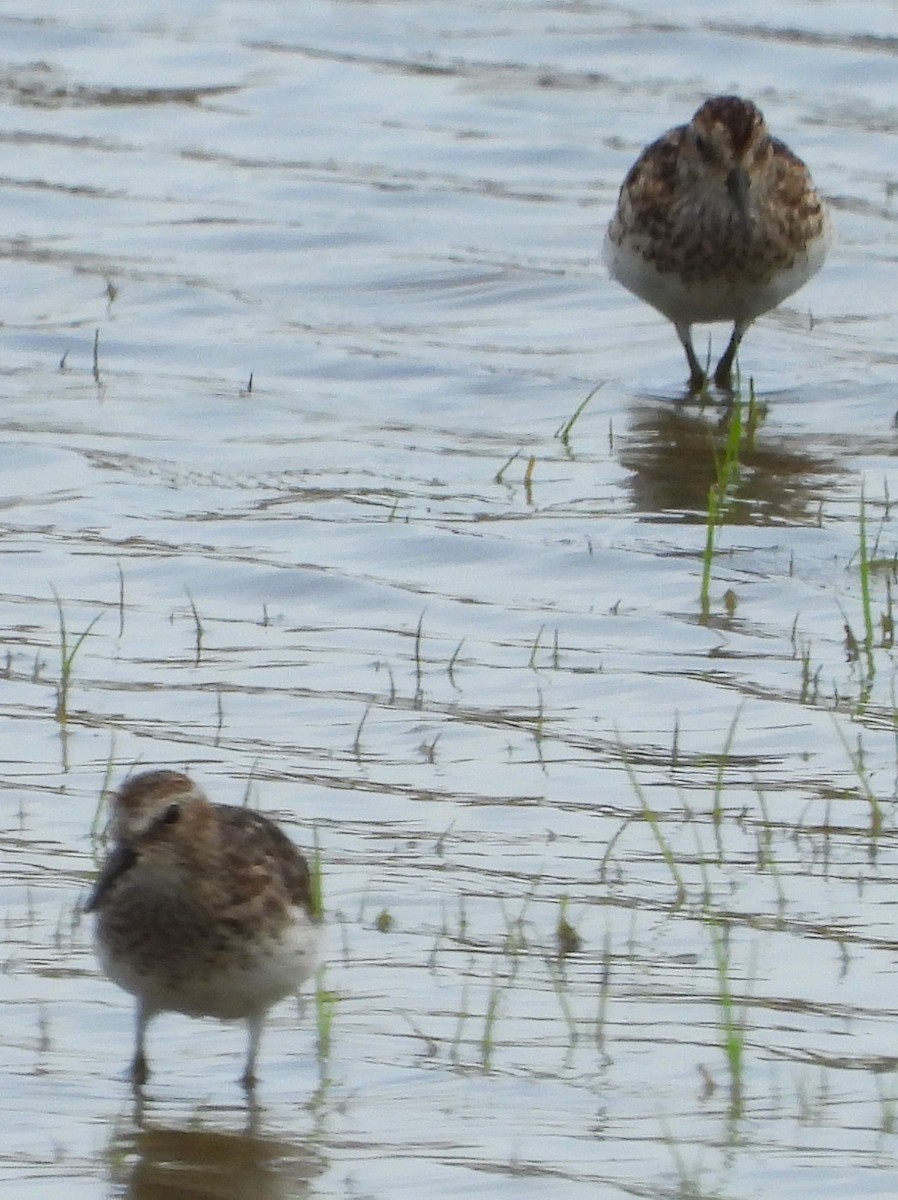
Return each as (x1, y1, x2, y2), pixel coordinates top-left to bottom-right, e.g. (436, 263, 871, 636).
(604, 96, 832, 390)
(85, 769, 323, 1087)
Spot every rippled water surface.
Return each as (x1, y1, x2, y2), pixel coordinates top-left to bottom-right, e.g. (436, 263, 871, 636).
(5, 2, 898, 1198)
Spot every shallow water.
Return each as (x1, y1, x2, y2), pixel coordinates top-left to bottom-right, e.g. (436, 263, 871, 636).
(4, 1, 898, 1198)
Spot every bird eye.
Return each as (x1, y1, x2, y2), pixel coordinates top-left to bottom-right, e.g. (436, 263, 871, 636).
(161, 803, 181, 825)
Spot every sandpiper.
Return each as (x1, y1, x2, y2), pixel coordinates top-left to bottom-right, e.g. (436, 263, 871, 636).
(84, 769, 323, 1087)
(604, 95, 832, 391)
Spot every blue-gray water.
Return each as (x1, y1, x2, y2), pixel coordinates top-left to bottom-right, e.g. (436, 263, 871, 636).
(4, 3, 898, 1198)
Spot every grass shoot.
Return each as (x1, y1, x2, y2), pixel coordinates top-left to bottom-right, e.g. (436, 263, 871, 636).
(52, 588, 104, 724)
(700, 397, 744, 621)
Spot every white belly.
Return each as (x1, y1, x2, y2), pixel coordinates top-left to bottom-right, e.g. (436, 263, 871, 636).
(97, 912, 323, 1022)
(603, 224, 831, 327)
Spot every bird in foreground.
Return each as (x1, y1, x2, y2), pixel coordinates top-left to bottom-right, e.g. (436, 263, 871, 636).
(604, 95, 832, 392)
(84, 769, 323, 1088)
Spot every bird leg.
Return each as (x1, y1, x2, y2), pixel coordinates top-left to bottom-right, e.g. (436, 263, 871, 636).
(241, 1014, 264, 1089)
(713, 321, 749, 390)
(674, 322, 708, 393)
(130, 1001, 152, 1086)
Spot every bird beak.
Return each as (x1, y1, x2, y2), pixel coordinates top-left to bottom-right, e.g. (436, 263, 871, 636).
(83, 844, 138, 913)
(726, 166, 752, 227)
